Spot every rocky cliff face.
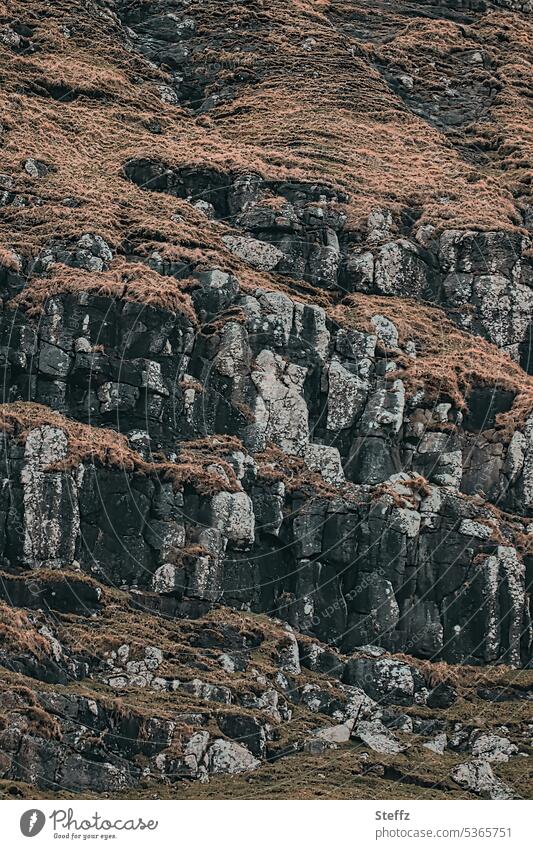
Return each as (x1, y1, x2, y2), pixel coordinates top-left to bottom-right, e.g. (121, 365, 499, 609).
(0, 0, 532, 799)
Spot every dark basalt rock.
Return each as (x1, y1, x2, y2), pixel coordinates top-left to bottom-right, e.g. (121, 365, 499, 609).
(0, 414, 530, 666)
(426, 682, 458, 709)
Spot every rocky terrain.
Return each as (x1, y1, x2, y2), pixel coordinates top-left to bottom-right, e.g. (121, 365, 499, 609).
(0, 0, 532, 800)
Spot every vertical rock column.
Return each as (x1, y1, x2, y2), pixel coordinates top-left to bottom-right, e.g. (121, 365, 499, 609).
(20, 426, 81, 568)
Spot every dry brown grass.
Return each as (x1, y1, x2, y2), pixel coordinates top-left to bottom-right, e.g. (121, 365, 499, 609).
(0, 402, 242, 495)
(10, 261, 198, 322)
(0, 246, 21, 271)
(393, 652, 531, 692)
(179, 378, 204, 394)
(0, 401, 142, 468)
(371, 474, 432, 509)
(0, 0, 278, 294)
(389, 654, 464, 688)
(0, 603, 51, 658)
(197, 0, 526, 232)
(173, 544, 209, 568)
(331, 2, 533, 216)
(0, 0, 528, 344)
(0, 0, 528, 295)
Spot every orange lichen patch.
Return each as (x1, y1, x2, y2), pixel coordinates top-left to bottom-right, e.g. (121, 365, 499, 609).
(9, 261, 198, 322)
(0, 402, 241, 495)
(330, 293, 533, 430)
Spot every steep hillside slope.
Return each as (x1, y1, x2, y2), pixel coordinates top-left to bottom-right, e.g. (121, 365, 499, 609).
(0, 0, 532, 799)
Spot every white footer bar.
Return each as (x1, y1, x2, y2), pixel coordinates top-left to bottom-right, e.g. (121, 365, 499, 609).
(3, 799, 531, 847)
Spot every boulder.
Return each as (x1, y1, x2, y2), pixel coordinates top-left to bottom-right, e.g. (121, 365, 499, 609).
(353, 719, 406, 754)
(206, 739, 261, 775)
(471, 734, 518, 763)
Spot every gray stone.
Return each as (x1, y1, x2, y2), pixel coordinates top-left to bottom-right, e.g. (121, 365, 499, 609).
(223, 235, 284, 271)
(371, 315, 399, 349)
(21, 427, 81, 569)
(211, 491, 255, 548)
(206, 739, 261, 775)
(303, 444, 345, 485)
(326, 360, 367, 430)
(452, 759, 516, 800)
(423, 733, 447, 755)
(250, 349, 309, 454)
